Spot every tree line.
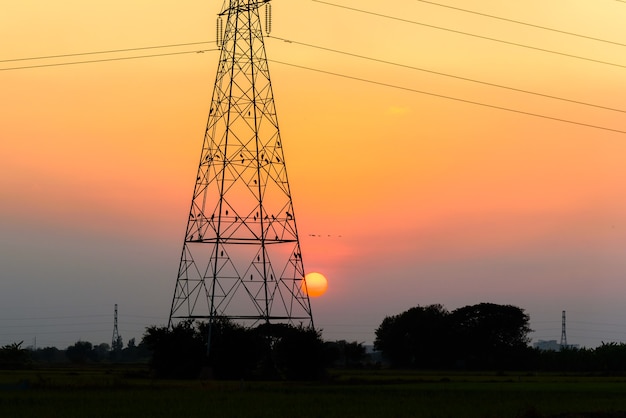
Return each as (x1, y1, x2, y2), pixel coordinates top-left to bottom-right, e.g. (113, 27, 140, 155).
(374, 303, 532, 369)
(374, 303, 626, 372)
(0, 338, 151, 369)
(0, 321, 364, 380)
(3, 302, 626, 378)
(140, 319, 365, 380)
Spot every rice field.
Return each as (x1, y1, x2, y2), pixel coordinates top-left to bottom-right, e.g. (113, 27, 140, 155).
(1, 367, 626, 417)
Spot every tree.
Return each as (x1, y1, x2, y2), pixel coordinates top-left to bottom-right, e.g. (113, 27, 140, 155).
(93, 343, 110, 361)
(374, 303, 533, 369)
(31, 346, 65, 364)
(141, 319, 325, 380)
(374, 304, 451, 368)
(450, 302, 532, 369)
(324, 340, 367, 368)
(258, 323, 325, 380)
(66, 341, 95, 364)
(200, 317, 264, 380)
(142, 320, 205, 379)
(112, 335, 123, 352)
(594, 342, 626, 372)
(0, 341, 32, 369)
(343, 341, 367, 367)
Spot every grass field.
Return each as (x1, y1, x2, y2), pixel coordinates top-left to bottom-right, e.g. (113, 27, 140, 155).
(2, 367, 626, 417)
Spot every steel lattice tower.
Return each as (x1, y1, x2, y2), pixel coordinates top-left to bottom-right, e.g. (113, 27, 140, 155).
(168, 0, 313, 329)
(560, 310, 567, 347)
(112, 304, 122, 350)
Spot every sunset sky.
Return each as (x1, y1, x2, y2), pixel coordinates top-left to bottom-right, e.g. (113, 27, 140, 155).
(2, 0, 626, 349)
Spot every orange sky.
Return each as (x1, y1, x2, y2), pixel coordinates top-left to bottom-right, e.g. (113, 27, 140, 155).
(2, 0, 626, 348)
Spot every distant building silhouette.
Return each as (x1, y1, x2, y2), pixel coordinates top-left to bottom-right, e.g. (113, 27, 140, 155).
(534, 339, 561, 351)
(534, 339, 579, 351)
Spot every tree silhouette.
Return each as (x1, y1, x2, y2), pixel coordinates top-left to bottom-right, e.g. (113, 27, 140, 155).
(256, 323, 325, 380)
(375, 304, 451, 368)
(112, 335, 123, 352)
(0, 341, 32, 369)
(324, 340, 367, 368)
(451, 303, 532, 369)
(66, 341, 95, 364)
(142, 320, 205, 379)
(200, 318, 263, 380)
(375, 303, 532, 369)
(141, 319, 325, 380)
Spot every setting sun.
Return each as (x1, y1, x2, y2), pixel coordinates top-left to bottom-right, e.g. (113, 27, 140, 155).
(303, 272, 328, 297)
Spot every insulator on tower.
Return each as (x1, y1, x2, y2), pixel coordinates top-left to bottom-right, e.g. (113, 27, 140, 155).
(216, 16, 223, 47)
(265, 3, 272, 35)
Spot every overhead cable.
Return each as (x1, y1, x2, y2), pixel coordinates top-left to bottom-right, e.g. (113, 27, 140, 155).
(0, 314, 110, 321)
(0, 41, 213, 63)
(417, 0, 626, 48)
(2, 41, 623, 134)
(269, 35, 626, 114)
(269, 59, 626, 135)
(311, 0, 626, 69)
(0, 49, 217, 71)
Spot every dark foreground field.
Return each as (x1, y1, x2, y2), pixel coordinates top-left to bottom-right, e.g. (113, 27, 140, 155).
(2, 367, 626, 418)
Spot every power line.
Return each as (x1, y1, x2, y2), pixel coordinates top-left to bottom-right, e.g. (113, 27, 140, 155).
(125, 314, 167, 320)
(269, 35, 626, 114)
(1, 322, 111, 329)
(0, 328, 112, 336)
(2, 39, 623, 133)
(0, 41, 213, 63)
(0, 314, 110, 321)
(311, 0, 626, 69)
(269, 59, 626, 135)
(416, 0, 626, 48)
(0, 49, 217, 71)
(571, 320, 626, 328)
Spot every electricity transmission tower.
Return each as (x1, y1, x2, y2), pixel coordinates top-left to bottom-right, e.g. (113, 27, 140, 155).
(168, 0, 314, 329)
(112, 304, 123, 351)
(560, 310, 567, 347)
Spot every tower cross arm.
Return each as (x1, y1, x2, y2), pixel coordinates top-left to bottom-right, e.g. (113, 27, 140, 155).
(219, 0, 271, 16)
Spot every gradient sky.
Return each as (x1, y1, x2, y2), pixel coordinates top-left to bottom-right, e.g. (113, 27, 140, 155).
(2, 0, 626, 349)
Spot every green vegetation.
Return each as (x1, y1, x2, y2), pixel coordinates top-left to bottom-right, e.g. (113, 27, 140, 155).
(2, 367, 626, 417)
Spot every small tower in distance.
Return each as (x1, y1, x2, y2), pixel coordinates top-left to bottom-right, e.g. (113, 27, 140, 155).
(111, 304, 123, 351)
(560, 310, 568, 348)
(168, 0, 314, 329)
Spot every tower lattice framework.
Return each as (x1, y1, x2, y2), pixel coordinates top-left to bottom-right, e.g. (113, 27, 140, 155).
(112, 304, 122, 350)
(168, 0, 313, 328)
(560, 310, 567, 347)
